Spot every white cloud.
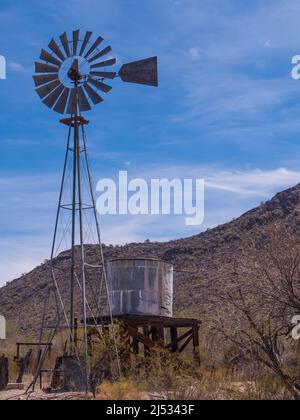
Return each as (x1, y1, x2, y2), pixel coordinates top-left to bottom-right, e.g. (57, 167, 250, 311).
(205, 168, 300, 196)
(189, 47, 201, 60)
(264, 40, 272, 49)
(9, 62, 27, 73)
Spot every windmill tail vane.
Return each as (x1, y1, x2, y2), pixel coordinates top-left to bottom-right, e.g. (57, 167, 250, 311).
(27, 30, 158, 394)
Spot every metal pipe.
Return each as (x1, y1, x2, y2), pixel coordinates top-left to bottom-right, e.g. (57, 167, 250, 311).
(70, 116, 77, 352)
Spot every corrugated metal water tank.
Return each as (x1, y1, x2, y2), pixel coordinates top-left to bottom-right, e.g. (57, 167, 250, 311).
(106, 259, 174, 318)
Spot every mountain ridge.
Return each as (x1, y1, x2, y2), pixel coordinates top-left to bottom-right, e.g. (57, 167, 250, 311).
(1, 183, 300, 336)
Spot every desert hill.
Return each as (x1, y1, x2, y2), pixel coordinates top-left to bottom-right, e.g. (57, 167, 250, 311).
(1, 183, 300, 336)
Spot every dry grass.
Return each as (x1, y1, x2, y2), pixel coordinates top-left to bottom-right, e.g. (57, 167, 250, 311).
(0, 321, 296, 400)
(91, 345, 294, 400)
(97, 378, 144, 400)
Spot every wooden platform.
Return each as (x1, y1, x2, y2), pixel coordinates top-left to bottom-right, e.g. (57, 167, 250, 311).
(86, 315, 201, 361)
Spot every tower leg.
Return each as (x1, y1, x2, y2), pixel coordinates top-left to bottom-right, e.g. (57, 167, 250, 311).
(75, 118, 89, 391)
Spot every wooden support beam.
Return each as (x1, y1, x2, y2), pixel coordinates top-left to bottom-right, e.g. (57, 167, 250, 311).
(165, 329, 193, 350)
(86, 315, 201, 329)
(132, 327, 139, 355)
(143, 326, 151, 356)
(84, 315, 201, 368)
(179, 335, 193, 353)
(127, 326, 156, 350)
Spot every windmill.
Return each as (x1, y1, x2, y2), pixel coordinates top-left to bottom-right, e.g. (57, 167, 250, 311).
(28, 30, 158, 392)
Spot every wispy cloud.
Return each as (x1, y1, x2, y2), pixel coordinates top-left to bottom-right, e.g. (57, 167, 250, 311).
(9, 62, 27, 74)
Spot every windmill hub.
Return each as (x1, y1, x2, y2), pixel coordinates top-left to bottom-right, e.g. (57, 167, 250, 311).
(67, 60, 83, 82)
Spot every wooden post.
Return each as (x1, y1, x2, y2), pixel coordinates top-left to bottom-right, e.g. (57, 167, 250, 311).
(192, 325, 200, 363)
(151, 326, 159, 342)
(143, 326, 151, 356)
(74, 318, 78, 350)
(158, 325, 165, 346)
(39, 370, 43, 390)
(87, 328, 93, 356)
(120, 323, 131, 369)
(170, 327, 179, 353)
(0, 356, 8, 391)
(132, 327, 139, 355)
(16, 344, 20, 360)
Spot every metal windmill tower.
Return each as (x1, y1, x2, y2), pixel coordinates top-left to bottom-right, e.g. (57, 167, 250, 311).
(28, 30, 158, 392)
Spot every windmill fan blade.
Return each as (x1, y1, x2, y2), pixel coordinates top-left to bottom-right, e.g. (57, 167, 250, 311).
(33, 74, 59, 87)
(48, 38, 65, 61)
(36, 79, 61, 99)
(83, 83, 104, 105)
(66, 89, 78, 114)
(79, 31, 93, 56)
(53, 88, 70, 114)
(78, 87, 92, 112)
(43, 84, 65, 109)
(119, 56, 158, 87)
(60, 32, 71, 57)
(35, 62, 59, 74)
(40, 49, 62, 67)
(88, 77, 112, 93)
(73, 29, 80, 56)
(90, 71, 116, 80)
(84, 36, 104, 59)
(88, 46, 112, 63)
(90, 58, 116, 69)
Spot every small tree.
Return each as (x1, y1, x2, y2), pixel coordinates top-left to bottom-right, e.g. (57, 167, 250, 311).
(214, 224, 300, 400)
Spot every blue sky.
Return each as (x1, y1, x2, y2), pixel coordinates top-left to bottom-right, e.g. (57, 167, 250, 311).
(2, 0, 300, 284)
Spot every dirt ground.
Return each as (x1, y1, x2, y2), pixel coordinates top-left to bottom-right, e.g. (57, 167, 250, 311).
(0, 386, 165, 401)
(0, 389, 95, 400)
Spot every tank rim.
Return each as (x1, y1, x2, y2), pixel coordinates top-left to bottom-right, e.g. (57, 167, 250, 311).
(106, 257, 173, 266)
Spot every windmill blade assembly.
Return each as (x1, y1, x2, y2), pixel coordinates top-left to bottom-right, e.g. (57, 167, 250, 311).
(33, 29, 158, 114)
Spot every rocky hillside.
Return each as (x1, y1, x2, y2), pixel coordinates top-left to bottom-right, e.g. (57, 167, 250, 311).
(1, 183, 300, 336)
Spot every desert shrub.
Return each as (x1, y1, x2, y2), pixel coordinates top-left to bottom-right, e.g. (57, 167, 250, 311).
(98, 378, 144, 400)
